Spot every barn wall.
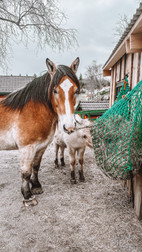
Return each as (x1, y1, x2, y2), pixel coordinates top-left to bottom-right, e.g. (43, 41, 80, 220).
(110, 52, 142, 106)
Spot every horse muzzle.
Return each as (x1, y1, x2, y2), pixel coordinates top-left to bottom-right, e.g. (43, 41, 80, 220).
(63, 124, 74, 134)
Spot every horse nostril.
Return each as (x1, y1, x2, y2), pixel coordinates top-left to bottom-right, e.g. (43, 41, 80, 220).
(63, 125, 74, 134)
(63, 124, 70, 134)
(63, 124, 67, 132)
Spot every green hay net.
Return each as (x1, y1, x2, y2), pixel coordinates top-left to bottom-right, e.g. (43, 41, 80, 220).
(91, 78, 142, 180)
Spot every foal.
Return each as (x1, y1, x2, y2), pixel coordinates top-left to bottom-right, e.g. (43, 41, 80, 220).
(0, 57, 80, 205)
(54, 116, 93, 183)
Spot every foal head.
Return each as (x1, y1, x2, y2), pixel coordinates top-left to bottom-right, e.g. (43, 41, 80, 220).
(46, 58, 80, 134)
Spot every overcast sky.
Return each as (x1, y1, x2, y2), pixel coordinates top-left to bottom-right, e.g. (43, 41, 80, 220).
(0, 0, 140, 78)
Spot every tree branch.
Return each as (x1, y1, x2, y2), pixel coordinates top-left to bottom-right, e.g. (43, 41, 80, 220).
(0, 0, 78, 69)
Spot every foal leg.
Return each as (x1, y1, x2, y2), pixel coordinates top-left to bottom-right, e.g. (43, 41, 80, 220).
(78, 147, 85, 182)
(30, 148, 46, 195)
(69, 148, 76, 184)
(54, 144, 59, 168)
(60, 146, 65, 166)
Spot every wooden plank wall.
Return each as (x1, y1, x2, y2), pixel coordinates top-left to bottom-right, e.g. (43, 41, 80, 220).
(140, 52, 142, 80)
(109, 52, 142, 219)
(125, 54, 132, 88)
(109, 69, 114, 107)
(132, 53, 139, 89)
(110, 52, 142, 105)
(121, 56, 125, 80)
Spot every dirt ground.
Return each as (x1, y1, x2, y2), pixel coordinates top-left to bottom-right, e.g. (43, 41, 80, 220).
(0, 143, 142, 252)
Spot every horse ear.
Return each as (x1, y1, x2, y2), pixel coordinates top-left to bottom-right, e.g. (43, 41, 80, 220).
(70, 57, 80, 74)
(46, 58, 57, 76)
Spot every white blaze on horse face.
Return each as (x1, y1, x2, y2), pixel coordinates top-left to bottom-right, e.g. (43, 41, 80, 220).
(59, 79, 74, 129)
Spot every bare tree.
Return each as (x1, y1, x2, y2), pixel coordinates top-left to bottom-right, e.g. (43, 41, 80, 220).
(114, 1, 142, 39)
(114, 14, 129, 38)
(85, 60, 102, 99)
(0, 0, 77, 68)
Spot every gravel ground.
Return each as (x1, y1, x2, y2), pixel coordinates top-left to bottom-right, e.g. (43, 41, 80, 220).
(0, 143, 142, 252)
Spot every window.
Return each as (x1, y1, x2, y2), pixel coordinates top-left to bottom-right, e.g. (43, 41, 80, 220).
(115, 81, 123, 99)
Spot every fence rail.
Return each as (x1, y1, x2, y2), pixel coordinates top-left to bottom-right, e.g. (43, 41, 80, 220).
(74, 110, 107, 121)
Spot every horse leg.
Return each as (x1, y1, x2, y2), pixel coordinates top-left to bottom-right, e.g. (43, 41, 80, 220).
(60, 146, 65, 166)
(54, 144, 59, 168)
(78, 147, 85, 182)
(20, 146, 37, 206)
(30, 149, 46, 195)
(69, 148, 76, 184)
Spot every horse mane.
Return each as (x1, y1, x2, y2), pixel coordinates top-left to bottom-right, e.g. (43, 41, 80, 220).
(1, 65, 80, 111)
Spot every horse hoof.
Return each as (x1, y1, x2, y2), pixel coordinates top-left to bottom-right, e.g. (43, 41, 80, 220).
(31, 187, 43, 195)
(55, 164, 59, 169)
(79, 171, 85, 182)
(79, 177, 85, 182)
(23, 196, 38, 207)
(61, 163, 65, 167)
(70, 179, 77, 184)
(54, 159, 59, 168)
(61, 158, 65, 166)
(61, 162, 65, 167)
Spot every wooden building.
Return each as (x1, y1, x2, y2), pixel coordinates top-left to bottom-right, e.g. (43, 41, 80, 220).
(103, 3, 142, 219)
(103, 3, 142, 107)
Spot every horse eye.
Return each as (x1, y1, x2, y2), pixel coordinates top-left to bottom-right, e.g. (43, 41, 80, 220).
(53, 89, 57, 94)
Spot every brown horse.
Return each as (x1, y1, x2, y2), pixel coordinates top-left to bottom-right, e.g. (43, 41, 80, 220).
(0, 57, 80, 206)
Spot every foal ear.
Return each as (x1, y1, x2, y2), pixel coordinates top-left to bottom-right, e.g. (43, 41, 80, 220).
(46, 58, 57, 76)
(70, 57, 80, 74)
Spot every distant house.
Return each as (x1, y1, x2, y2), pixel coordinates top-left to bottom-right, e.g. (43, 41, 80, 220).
(75, 101, 109, 120)
(0, 75, 35, 98)
(103, 3, 142, 107)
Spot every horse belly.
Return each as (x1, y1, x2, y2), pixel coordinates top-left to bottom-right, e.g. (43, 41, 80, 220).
(0, 128, 18, 150)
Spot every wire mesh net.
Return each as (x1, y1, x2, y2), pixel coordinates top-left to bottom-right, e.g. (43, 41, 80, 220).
(91, 78, 142, 180)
